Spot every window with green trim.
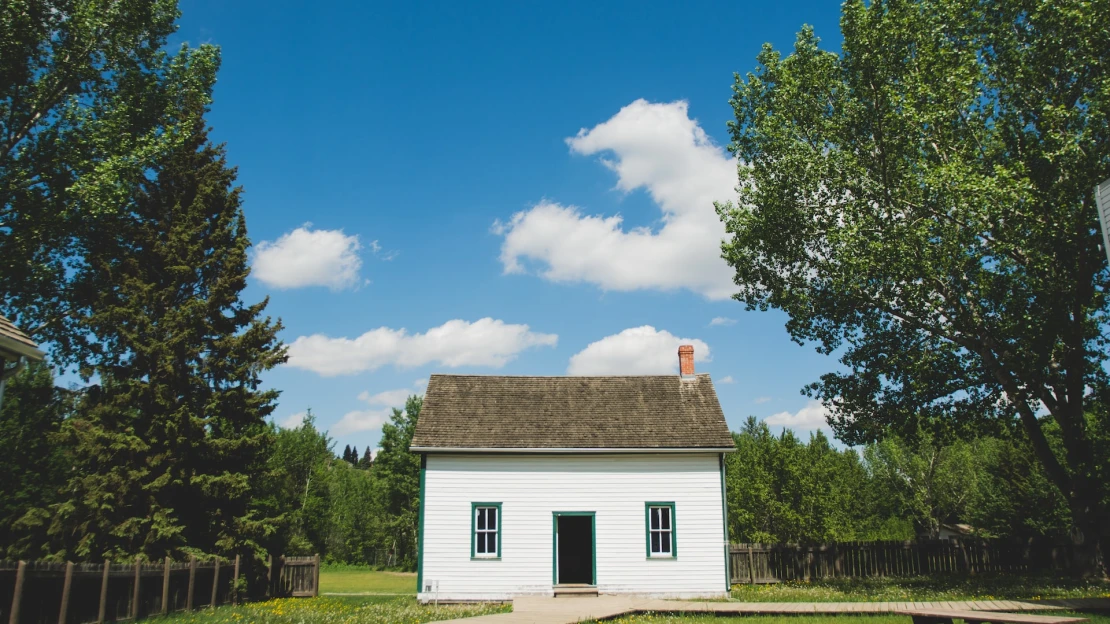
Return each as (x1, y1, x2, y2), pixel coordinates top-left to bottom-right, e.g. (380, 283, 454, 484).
(473, 504, 500, 558)
(646, 502, 676, 558)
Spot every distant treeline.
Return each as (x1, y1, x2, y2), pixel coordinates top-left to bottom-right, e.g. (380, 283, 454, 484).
(3, 363, 1081, 571)
(724, 416, 1074, 544)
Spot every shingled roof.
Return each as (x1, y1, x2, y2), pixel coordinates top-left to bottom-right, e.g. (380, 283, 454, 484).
(410, 374, 734, 451)
(0, 314, 44, 362)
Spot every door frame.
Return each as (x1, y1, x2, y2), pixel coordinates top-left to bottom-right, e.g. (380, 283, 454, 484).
(551, 511, 596, 586)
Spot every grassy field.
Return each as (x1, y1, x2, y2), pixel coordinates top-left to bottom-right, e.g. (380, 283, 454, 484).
(318, 566, 416, 594)
(161, 595, 508, 623)
(730, 575, 1110, 602)
(597, 614, 1110, 624)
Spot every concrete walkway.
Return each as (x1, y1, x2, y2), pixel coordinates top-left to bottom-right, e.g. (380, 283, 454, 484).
(433, 596, 1110, 624)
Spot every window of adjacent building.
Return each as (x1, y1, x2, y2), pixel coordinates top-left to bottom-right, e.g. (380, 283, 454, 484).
(472, 503, 501, 558)
(646, 502, 676, 558)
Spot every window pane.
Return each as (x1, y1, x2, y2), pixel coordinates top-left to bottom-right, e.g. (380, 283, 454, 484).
(477, 508, 487, 530)
(660, 531, 671, 553)
(488, 507, 497, 530)
(650, 531, 661, 553)
(660, 507, 670, 530)
(650, 508, 660, 530)
(476, 532, 487, 554)
(487, 532, 498, 555)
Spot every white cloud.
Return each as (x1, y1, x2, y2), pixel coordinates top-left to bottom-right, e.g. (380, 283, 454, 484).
(356, 388, 412, 408)
(494, 99, 736, 300)
(253, 226, 363, 290)
(764, 400, 830, 430)
(754, 396, 772, 404)
(288, 318, 558, 377)
(567, 326, 709, 375)
(413, 378, 428, 389)
(718, 375, 736, 384)
(709, 316, 737, 327)
(276, 411, 306, 429)
(332, 408, 393, 436)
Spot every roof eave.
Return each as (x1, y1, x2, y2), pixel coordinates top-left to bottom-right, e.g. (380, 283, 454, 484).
(410, 446, 736, 454)
(0, 338, 45, 362)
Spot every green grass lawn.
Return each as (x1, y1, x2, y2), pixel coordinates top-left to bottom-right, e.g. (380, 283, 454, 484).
(598, 614, 1110, 624)
(318, 566, 417, 594)
(161, 595, 509, 623)
(729, 575, 1110, 602)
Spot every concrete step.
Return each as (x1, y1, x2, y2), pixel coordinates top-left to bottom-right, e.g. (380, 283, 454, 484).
(554, 584, 598, 597)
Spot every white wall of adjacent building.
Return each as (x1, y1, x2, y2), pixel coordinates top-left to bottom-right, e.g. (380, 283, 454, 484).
(417, 452, 729, 602)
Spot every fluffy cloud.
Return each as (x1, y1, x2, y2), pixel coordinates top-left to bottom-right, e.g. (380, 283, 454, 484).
(709, 316, 737, 327)
(567, 326, 709, 375)
(288, 318, 558, 377)
(253, 226, 363, 290)
(718, 375, 736, 384)
(332, 408, 393, 436)
(334, 380, 427, 436)
(494, 99, 737, 300)
(764, 400, 830, 430)
(276, 411, 307, 429)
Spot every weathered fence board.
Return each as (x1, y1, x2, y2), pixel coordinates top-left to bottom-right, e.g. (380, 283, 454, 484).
(730, 539, 1077, 584)
(0, 554, 260, 624)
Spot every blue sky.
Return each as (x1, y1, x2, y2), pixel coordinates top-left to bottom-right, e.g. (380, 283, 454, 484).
(172, 0, 849, 453)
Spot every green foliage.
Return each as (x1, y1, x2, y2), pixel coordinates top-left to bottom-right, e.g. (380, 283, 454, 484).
(0, 362, 74, 558)
(863, 434, 982, 538)
(263, 397, 423, 568)
(0, 0, 222, 365)
(720, 0, 1110, 567)
(34, 117, 286, 562)
(370, 395, 423, 569)
(727, 416, 912, 543)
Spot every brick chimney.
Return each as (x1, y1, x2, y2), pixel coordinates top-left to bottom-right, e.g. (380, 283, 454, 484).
(678, 345, 695, 378)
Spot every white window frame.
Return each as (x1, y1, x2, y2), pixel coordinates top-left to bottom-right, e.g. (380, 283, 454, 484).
(472, 503, 501, 559)
(646, 502, 676, 558)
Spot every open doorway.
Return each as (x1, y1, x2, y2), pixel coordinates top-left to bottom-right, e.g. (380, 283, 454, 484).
(554, 512, 594, 585)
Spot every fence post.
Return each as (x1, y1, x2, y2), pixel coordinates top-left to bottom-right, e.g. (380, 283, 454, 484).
(266, 555, 274, 598)
(58, 561, 74, 624)
(210, 557, 220, 607)
(186, 555, 197, 611)
(97, 560, 110, 624)
(232, 555, 240, 605)
(747, 546, 755, 584)
(314, 554, 321, 597)
(131, 556, 142, 619)
(162, 557, 171, 615)
(8, 560, 26, 624)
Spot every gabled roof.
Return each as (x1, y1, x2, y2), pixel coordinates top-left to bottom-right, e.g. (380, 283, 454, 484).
(0, 315, 44, 362)
(410, 374, 735, 452)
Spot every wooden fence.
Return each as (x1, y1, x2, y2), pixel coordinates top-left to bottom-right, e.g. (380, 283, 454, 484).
(1, 554, 319, 624)
(730, 538, 1079, 584)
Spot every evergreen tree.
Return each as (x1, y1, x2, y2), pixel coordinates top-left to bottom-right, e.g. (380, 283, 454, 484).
(0, 362, 74, 558)
(359, 446, 374, 470)
(342, 444, 353, 464)
(45, 114, 286, 560)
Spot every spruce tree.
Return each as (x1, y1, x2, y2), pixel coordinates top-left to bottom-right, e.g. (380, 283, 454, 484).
(0, 361, 74, 558)
(342, 444, 353, 464)
(47, 114, 286, 560)
(359, 446, 373, 469)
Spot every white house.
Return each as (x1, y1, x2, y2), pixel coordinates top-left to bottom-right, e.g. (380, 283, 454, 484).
(410, 345, 735, 602)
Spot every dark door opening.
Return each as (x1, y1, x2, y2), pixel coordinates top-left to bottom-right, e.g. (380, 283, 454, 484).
(556, 515, 593, 585)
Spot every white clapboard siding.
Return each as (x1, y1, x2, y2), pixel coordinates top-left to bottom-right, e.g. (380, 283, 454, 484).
(419, 453, 727, 601)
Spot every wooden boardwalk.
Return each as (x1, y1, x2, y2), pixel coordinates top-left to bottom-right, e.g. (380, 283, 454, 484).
(433, 596, 1110, 624)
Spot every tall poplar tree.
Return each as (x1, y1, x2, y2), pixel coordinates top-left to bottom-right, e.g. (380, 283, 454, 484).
(720, 0, 1110, 571)
(45, 111, 287, 560)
